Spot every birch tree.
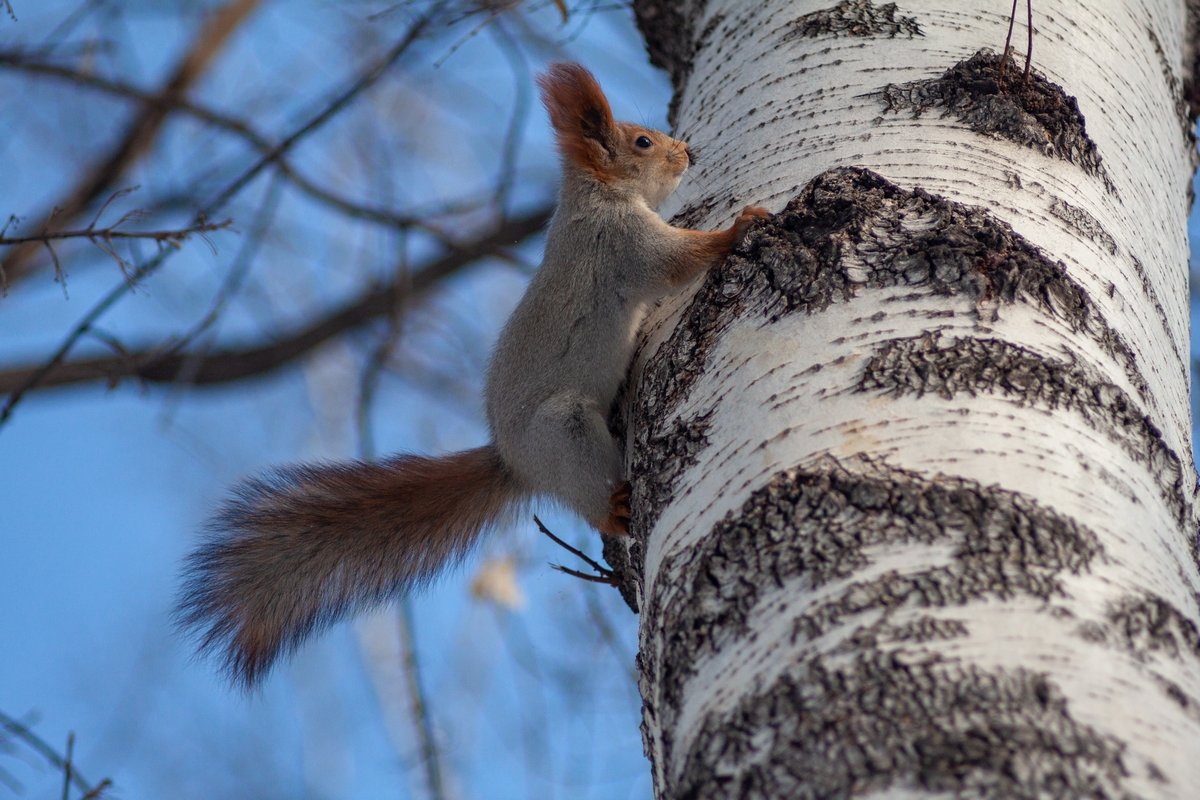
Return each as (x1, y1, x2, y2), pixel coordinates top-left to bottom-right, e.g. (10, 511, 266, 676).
(615, 1, 1200, 797)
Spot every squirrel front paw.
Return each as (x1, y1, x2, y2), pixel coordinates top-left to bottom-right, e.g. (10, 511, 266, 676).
(596, 481, 631, 536)
(732, 205, 770, 240)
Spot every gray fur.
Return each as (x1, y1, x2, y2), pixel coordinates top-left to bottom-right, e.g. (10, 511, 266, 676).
(486, 168, 686, 525)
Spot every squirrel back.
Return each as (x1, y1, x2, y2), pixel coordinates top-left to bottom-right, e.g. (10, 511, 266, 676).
(179, 445, 520, 687)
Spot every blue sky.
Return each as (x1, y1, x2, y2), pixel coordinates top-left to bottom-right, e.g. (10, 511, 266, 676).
(0, 3, 663, 798)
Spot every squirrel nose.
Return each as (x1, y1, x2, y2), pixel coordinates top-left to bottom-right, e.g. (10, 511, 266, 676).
(684, 144, 695, 166)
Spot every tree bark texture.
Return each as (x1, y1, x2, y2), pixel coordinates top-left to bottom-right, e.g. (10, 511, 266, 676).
(621, 1, 1200, 798)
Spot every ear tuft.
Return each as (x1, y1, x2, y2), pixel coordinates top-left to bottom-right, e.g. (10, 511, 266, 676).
(537, 62, 616, 179)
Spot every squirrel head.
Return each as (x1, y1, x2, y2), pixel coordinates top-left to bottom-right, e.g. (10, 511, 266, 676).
(538, 62, 691, 209)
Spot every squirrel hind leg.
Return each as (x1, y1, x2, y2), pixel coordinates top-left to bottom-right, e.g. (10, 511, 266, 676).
(513, 391, 625, 531)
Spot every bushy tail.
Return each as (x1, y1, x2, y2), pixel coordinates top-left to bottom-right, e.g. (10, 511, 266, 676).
(178, 445, 520, 688)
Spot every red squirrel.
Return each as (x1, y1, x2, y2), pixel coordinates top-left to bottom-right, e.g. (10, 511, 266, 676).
(178, 63, 768, 687)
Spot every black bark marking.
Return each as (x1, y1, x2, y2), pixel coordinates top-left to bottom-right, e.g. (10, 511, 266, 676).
(602, 532, 642, 614)
(645, 456, 1104, 751)
(1186, 5, 1200, 135)
(857, 334, 1191, 527)
(635, 167, 1147, 462)
(869, 614, 969, 644)
(610, 412, 712, 611)
(673, 648, 1130, 799)
(1146, 25, 1198, 156)
(788, 0, 922, 40)
(1087, 592, 1200, 663)
(880, 50, 1115, 194)
(1077, 592, 1200, 726)
(1048, 199, 1118, 256)
(632, 0, 696, 90)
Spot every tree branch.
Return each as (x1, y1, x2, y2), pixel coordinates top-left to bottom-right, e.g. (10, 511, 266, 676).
(0, 710, 110, 799)
(0, 216, 231, 246)
(0, 7, 443, 427)
(0, 49, 475, 240)
(0, 207, 550, 395)
(0, 0, 261, 286)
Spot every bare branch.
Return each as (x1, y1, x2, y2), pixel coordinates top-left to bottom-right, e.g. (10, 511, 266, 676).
(0, 207, 550, 398)
(0, 216, 232, 246)
(199, 3, 442, 216)
(60, 731, 73, 800)
(0, 710, 111, 799)
(0, 7, 446, 427)
(398, 600, 449, 800)
(0, 50, 478, 240)
(0, 0, 263, 286)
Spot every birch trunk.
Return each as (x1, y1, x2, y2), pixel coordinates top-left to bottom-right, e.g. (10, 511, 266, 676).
(616, 1, 1200, 797)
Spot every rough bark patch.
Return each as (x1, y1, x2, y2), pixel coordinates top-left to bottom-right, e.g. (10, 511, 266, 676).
(602, 533, 643, 614)
(609, 412, 713, 612)
(629, 167, 1146, 608)
(1079, 592, 1200, 663)
(646, 455, 1103, 737)
(787, 0, 921, 39)
(880, 50, 1115, 193)
(857, 333, 1190, 526)
(1147, 25, 1198, 155)
(1076, 592, 1200, 727)
(632, 411, 713, 535)
(673, 647, 1130, 799)
(635, 167, 1145, 453)
(1172, 6, 1200, 156)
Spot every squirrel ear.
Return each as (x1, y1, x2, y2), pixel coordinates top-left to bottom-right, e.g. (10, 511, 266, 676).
(538, 62, 617, 179)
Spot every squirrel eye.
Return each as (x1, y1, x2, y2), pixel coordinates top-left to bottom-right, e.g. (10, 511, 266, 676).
(635, 135, 653, 149)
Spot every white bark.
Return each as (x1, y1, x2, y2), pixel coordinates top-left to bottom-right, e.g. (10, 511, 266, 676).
(620, 1, 1200, 797)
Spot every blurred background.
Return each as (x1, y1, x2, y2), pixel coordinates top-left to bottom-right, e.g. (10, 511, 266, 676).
(0, 2, 665, 798)
(4, 3, 1200, 799)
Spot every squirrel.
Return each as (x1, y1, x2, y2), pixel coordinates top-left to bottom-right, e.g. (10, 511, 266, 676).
(178, 62, 768, 687)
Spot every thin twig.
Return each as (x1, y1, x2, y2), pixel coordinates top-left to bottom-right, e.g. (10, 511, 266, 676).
(398, 600, 449, 800)
(0, 207, 550, 399)
(997, 0, 1018, 87)
(551, 564, 617, 584)
(81, 780, 114, 800)
(1023, 0, 1033, 83)
(0, 50, 479, 242)
(489, 18, 532, 210)
(533, 515, 615, 584)
(0, 6, 445, 428)
(155, 176, 284, 427)
(0, 710, 109, 798)
(0, 764, 22, 795)
(352, 302, 449, 800)
(200, 4, 442, 216)
(0, 0, 262, 285)
(0, 217, 231, 246)
(60, 732, 73, 800)
(434, 3, 507, 68)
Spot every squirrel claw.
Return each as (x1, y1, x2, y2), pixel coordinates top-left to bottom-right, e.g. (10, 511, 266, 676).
(733, 205, 769, 239)
(598, 481, 632, 535)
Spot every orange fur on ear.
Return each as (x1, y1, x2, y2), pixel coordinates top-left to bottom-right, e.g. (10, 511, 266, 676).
(537, 63, 616, 181)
